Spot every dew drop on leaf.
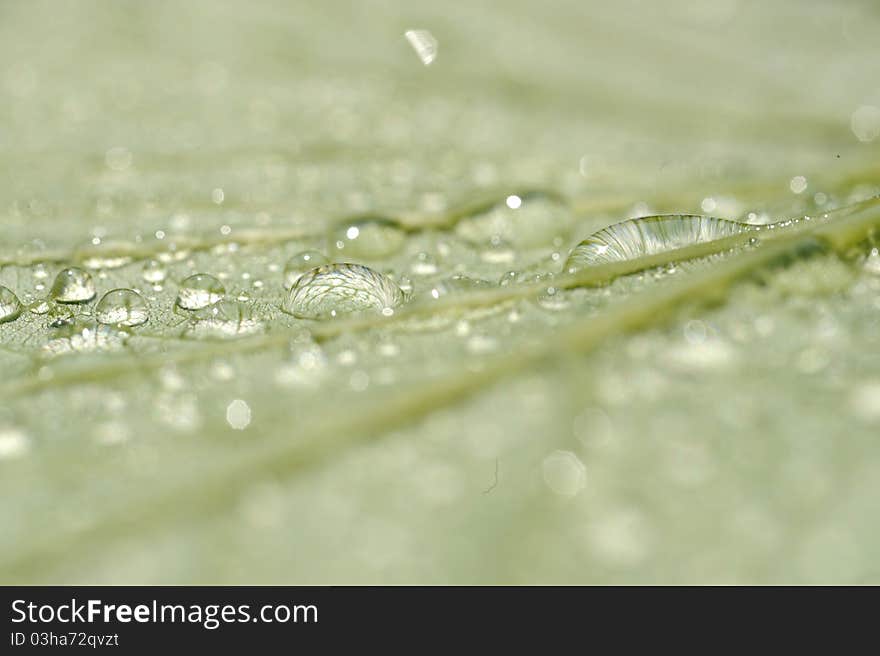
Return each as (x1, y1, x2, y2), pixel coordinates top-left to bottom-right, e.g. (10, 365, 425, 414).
(95, 288, 149, 327)
(176, 273, 225, 310)
(329, 217, 406, 260)
(281, 263, 405, 319)
(49, 267, 96, 303)
(283, 250, 329, 290)
(564, 215, 756, 272)
(141, 259, 167, 283)
(0, 286, 22, 324)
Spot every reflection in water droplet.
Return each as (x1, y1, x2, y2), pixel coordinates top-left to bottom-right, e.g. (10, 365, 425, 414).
(142, 259, 167, 283)
(281, 263, 405, 319)
(0, 286, 22, 324)
(176, 273, 225, 310)
(330, 217, 406, 259)
(50, 267, 96, 303)
(456, 192, 573, 248)
(95, 288, 149, 326)
(283, 250, 329, 289)
(564, 215, 755, 272)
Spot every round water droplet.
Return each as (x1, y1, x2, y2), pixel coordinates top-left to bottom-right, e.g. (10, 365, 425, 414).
(283, 250, 329, 290)
(0, 286, 22, 324)
(95, 288, 149, 326)
(50, 267, 96, 303)
(329, 217, 406, 259)
(281, 263, 405, 319)
(142, 259, 167, 283)
(456, 192, 573, 248)
(176, 273, 225, 310)
(564, 214, 756, 272)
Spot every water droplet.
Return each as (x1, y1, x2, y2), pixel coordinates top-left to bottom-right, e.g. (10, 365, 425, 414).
(329, 217, 406, 259)
(0, 428, 30, 460)
(176, 273, 225, 310)
(283, 250, 329, 289)
(542, 450, 586, 496)
(410, 251, 439, 276)
(28, 299, 50, 315)
(77, 240, 133, 269)
(226, 399, 252, 430)
(404, 29, 438, 66)
(142, 259, 167, 283)
(188, 300, 263, 336)
(0, 286, 22, 324)
(790, 176, 808, 194)
(50, 267, 96, 303)
(456, 192, 573, 248)
(851, 105, 880, 143)
(281, 263, 405, 319)
(95, 289, 149, 326)
(564, 214, 755, 272)
(425, 275, 493, 301)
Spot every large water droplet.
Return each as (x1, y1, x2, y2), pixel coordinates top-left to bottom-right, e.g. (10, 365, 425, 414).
(95, 288, 149, 326)
(329, 217, 406, 259)
(176, 273, 225, 310)
(283, 250, 329, 290)
(281, 263, 405, 319)
(0, 286, 22, 324)
(50, 267, 96, 303)
(456, 192, 573, 248)
(564, 214, 755, 273)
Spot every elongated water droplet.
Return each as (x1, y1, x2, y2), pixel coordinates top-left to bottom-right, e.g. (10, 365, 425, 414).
(564, 215, 756, 273)
(187, 300, 263, 336)
(95, 288, 149, 326)
(456, 192, 573, 248)
(77, 240, 133, 270)
(142, 259, 167, 283)
(425, 275, 493, 301)
(281, 263, 405, 319)
(0, 286, 22, 324)
(50, 267, 96, 303)
(330, 217, 406, 259)
(283, 250, 329, 289)
(176, 273, 225, 310)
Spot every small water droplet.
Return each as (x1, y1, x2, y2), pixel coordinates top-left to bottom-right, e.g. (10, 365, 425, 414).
(50, 267, 96, 303)
(226, 399, 252, 430)
(329, 217, 406, 259)
(564, 214, 756, 272)
(176, 273, 225, 310)
(95, 288, 149, 326)
(281, 263, 405, 320)
(283, 250, 329, 289)
(141, 259, 167, 283)
(0, 286, 22, 323)
(542, 450, 587, 497)
(404, 29, 438, 66)
(410, 251, 439, 276)
(28, 299, 50, 315)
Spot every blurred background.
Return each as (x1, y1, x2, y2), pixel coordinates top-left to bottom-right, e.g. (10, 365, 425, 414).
(0, 1, 879, 583)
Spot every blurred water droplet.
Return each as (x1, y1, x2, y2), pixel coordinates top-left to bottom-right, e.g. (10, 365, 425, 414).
(95, 288, 149, 327)
(141, 259, 167, 283)
(404, 29, 438, 65)
(226, 399, 252, 430)
(0, 428, 29, 460)
(565, 215, 755, 272)
(282, 263, 405, 320)
(851, 105, 880, 142)
(50, 267, 96, 303)
(283, 250, 329, 289)
(0, 286, 22, 323)
(410, 251, 439, 276)
(542, 450, 586, 496)
(176, 273, 225, 310)
(329, 217, 406, 259)
(790, 176, 808, 194)
(456, 192, 573, 248)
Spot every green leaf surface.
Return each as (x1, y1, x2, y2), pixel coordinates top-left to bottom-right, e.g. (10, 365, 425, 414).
(1, 0, 880, 583)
